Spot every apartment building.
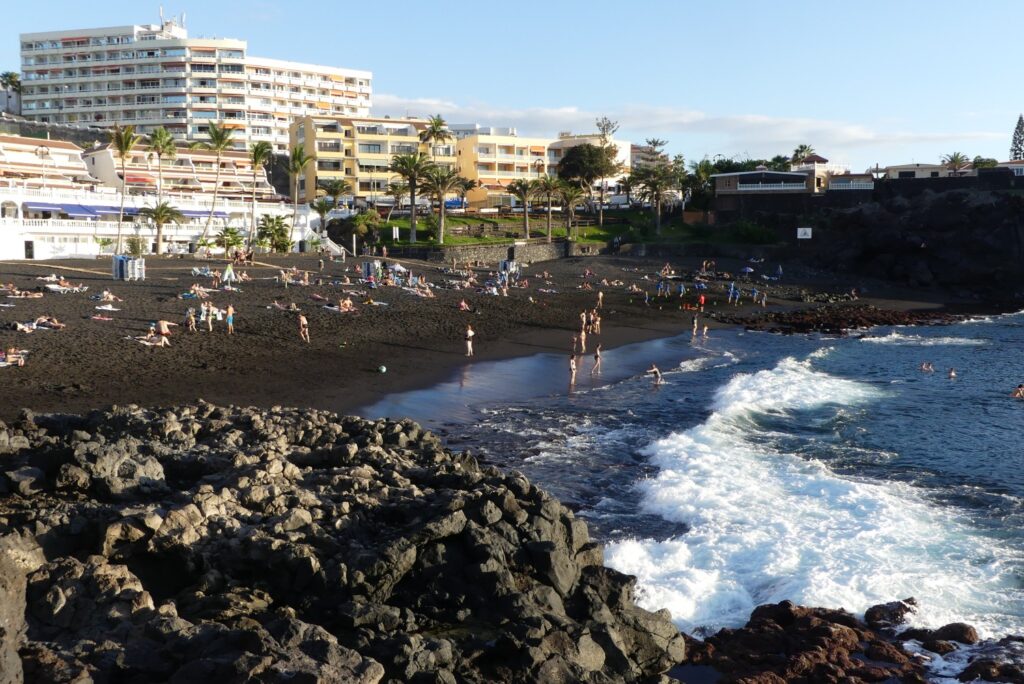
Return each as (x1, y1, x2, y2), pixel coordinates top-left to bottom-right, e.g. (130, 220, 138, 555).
(455, 131, 557, 205)
(82, 142, 278, 201)
(18, 18, 372, 152)
(0, 134, 95, 195)
(630, 143, 669, 170)
(290, 115, 456, 203)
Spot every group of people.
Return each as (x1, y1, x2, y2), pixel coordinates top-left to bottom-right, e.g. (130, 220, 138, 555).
(919, 361, 956, 379)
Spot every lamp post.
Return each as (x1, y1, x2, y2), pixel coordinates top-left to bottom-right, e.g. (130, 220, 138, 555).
(35, 145, 51, 190)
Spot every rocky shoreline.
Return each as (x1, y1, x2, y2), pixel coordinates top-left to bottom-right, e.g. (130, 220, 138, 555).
(1, 403, 1020, 683)
(712, 303, 963, 335)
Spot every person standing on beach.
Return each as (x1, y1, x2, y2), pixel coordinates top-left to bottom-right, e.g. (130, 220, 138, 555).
(204, 302, 214, 332)
(691, 315, 699, 337)
(592, 344, 602, 375)
(465, 324, 475, 357)
(699, 293, 705, 312)
(597, 291, 604, 310)
(569, 354, 577, 384)
(225, 304, 235, 335)
(185, 308, 196, 333)
(298, 313, 310, 343)
(646, 364, 663, 386)
(579, 327, 587, 354)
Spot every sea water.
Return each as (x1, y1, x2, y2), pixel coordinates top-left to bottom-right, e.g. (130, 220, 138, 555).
(360, 312, 1024, 674)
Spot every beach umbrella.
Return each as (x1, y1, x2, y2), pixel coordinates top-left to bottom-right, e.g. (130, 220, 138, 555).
(741, 267, 755, 273)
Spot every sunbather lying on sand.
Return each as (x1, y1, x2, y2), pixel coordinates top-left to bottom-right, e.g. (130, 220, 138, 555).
(7, 290, 43, 299)
(1, 347, 26, 367)
(34, 316, 65, 329)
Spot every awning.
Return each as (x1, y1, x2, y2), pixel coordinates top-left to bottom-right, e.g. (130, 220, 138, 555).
(23, 202, 64, 212)
(59, 204, 97, 218)
(529, 146, 546, 153)
(124, 175, 155, 184)
(87, 205, 140, 216)
(180, 210, 229, 219)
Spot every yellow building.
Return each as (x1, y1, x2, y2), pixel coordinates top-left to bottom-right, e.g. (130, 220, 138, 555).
(454, 131, 555, 205)
(290, 116, 456, 204)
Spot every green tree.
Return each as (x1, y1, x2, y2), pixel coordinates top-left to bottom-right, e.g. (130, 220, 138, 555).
(384, 181, 409, 223)
(147, 126, 177, 205)
(594, 116, 622, 228)
(557, 143, 602, 213)
(319, 178, 352, 217)
(534, 175, 561, 243)
(972, 155, 999, 169)
(189, 122, 236, 250)
(0, 72, 21, 115)
(633, 164, 676, 235)
(768, 154, 791, 171)
(287, 146, 314, 244)
(942, 151, 970, 176)
(258, 214, 292, 253)
(791, 144, 816, 163)
(247, 141, 274, 250)
(310, 198, 335, 237)
(421, 167, 465, 245)
(457, 177, 478, 207)
(388, 152, 434, 243)
(506, 179, 536, 239)
(216, 226, 244, 251)
(1012, 115, 1024, 162)
(419, 114, 454, 161)
(110, 124, 142, 255)
(619, 173, 636, 207)
(137, 201, 183, 256)
(558, 182, 587, 240)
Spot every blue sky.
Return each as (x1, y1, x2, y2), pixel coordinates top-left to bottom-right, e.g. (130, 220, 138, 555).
(4, 1, 1017, 170)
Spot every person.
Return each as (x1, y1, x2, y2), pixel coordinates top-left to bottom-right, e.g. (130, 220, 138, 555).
(592, 344, 602, 375)
(596, 290, 604, 310)
(465, 324, 475, 357)
(185, 308, 197, 332)
(318, 258, 324, 273)
(702, 324, 709, 338)
(579, 328, 587, 354)
(646, 364, 663, 386)
(691, 315, 699, 336)
(1012, 384, 1024, 398)
(948, 367, 957, 379)
(156, 320, 176, 338)
(298, 313, 310, 343)
(569, 354, 577, 384)
(699, 293, 705, 312)
(919, 361, 934, 373)
(204, 302, 214, 332)
(458, 299, 472, 312)
(3, 347, 24, 367)
(225, 304, 235, 335)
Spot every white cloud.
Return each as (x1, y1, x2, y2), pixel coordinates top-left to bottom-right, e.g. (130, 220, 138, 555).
(372, 93, 1005, 168)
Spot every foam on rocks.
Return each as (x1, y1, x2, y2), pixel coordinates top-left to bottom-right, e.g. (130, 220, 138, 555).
(0, 403, 686, 683)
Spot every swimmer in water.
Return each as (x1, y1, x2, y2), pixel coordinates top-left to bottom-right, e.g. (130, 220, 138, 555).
(1012, 384, 1024, 398)
(646, 364, 663, 386)
(920, 361, 934, 373)
(948, 367, 957, 379)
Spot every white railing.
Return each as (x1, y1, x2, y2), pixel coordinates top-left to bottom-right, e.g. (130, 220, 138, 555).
(828, 181, 874, 190)
(735, 183, 808, 191)
(0, 183, 291, 213)
(0, 217, 223, 236)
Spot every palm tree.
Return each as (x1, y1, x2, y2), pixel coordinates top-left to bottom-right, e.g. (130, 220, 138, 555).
(319, 178, 352, 218)
(791, 144, 816, 164)
(619, 173, 636, 207)
(634, 165, 675, 235)
(310, 198, 334, 237)
(138, 201, 183, 255)
(189, 122, 236, 250)
(258, 214, 292, 253)
(558, 182, 587, 241)
(534, 175, 561, 243)
(457, 177, 478, 207)
(421, 167, 464, 245)
(506, 179, 536, 239)
(0, 72, 21, 115)
(216, 226, 245, 252)
(419, 114, 454, 161)
(247, 141, 273, 251)
(147, 127, 177, 206)
(943, 152, 970, 177)
(384, 181, 409, 223)
(110, 124, 142, 254)
(287, 146, 314, 246)
(388, 152, 434, 243)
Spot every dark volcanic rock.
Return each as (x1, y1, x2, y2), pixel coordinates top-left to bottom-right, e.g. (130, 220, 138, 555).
(714, 303, 960, 335)
(684, 600, 928, 684)
(0, 403, 686, 683)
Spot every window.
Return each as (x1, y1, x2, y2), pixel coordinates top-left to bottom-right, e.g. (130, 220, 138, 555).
(930, 171, 939, 178)
(898, 171, 915, 179)
(358, 143, 382, 154)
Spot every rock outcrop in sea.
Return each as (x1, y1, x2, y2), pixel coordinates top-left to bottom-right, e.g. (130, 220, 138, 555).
(0, 403, 686, 683)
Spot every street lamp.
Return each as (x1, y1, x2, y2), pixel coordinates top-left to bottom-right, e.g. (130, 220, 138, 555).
(35, 145, 51, 190)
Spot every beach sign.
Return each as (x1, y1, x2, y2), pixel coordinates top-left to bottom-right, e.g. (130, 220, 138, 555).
(797, 227, 813, 239)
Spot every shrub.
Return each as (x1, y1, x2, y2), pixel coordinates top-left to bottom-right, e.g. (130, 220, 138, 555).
(728, 220, 777, 244)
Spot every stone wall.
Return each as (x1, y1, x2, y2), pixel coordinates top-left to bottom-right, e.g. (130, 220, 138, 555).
(390, 241, 607, 265)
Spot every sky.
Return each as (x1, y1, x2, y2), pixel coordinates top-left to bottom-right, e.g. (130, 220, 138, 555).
(4, 0, 1019, 171)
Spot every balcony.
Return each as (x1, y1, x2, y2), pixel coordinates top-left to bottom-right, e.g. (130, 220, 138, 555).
(828, 181, 874, 190)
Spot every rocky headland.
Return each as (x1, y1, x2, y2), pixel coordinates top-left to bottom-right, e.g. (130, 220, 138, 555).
(712, 303, 962, 335)
(0, 402, 686, 683)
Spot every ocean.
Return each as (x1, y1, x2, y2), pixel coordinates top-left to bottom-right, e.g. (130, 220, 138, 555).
(359, 311, 1024, 677)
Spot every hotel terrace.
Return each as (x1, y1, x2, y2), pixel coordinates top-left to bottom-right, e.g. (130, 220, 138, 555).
(19, 18, 372, 152)
(0, 133, 302, 260)
(290, 115, 456, 204)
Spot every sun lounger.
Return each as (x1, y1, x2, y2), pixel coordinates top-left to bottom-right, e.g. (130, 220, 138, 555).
(37, 274, 59, 282)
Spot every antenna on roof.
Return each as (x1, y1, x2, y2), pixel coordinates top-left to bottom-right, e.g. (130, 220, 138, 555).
(159, 5, 164, 24)
(182, 11, 186, 28)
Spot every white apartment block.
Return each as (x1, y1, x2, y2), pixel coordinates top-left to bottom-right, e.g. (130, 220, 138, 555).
(18, 19, 372, 152)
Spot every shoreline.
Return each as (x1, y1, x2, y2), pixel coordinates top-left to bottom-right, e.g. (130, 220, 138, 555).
(0, 253, 1001, 423)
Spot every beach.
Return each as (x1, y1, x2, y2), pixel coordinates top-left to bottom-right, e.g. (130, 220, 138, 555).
(0, 252, 958, 423)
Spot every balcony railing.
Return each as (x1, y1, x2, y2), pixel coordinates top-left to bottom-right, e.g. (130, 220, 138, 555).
(735, 182, 808, 191)
(828, 181, 874, 190)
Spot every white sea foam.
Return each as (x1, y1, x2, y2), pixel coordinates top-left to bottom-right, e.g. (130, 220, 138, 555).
(605, 357, 1024, 638)
(860, 332, 987, 346)
(677, 351, 740, 373)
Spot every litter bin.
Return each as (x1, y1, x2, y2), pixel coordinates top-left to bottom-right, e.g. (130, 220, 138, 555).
(188, 242, 197, 254)
(298, 240, 308, 253)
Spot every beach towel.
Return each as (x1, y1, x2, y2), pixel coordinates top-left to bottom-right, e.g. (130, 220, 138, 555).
(191, 267, 212, 277)
(0, 303, 14, 308)
(45, 284, 88, 294)
(91, 315, 114, 321)
(37, 274, 59, 282)
(95, 304, 120, 311)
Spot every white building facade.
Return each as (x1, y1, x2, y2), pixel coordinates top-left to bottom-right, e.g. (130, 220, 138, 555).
(18, 19, 372, 152)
